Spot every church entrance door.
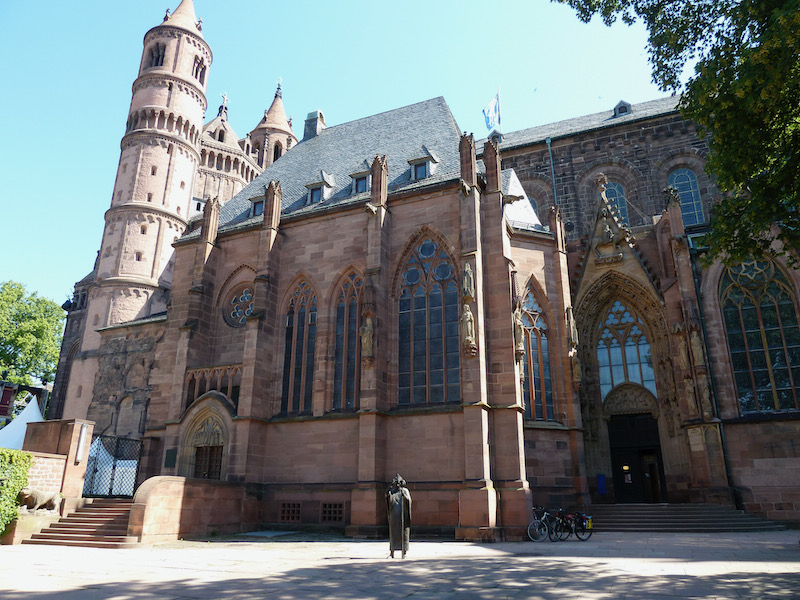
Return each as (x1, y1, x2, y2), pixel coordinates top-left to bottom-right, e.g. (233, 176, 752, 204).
(608, 414, 666, 503)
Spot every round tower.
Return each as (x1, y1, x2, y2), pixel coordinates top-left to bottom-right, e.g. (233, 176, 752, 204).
(92, 0, 210, 327)
(248, 84, 298, 169)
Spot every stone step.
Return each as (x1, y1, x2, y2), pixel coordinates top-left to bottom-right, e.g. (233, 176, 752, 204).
(582, 504, 785, 532)
(21, 499, 139, 548)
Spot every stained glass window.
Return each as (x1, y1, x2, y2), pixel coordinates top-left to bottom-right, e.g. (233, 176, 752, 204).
(280, 281, 317, 414)
(333, 271, 363, 412)
(668, 168, 704, 226)
(721, 260, 800, 413)
(596, 300, 656, 399)
(603, 182, 629, 226)
(398, 237, 460, 405)
(520, 291, 554, 421)
(224, 287, 253, 327)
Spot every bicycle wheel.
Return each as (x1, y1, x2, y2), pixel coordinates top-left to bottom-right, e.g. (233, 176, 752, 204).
(558, 518, 572, 541)
(575, 515, 593, 541)
(548, 519, 563, 542)
(527, 518, 548, 542)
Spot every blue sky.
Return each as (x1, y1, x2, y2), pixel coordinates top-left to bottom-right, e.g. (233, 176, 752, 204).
(0, 0, 671, 304)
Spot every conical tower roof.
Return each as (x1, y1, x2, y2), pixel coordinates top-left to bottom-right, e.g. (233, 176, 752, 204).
(164, 0, 204, 38)
(252, 85, 294, 137)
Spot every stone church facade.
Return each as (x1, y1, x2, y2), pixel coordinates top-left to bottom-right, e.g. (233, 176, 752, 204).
(51, 0, 800, 537)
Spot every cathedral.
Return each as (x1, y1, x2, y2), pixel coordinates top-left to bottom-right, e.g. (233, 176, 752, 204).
(50, 0, 800, 539)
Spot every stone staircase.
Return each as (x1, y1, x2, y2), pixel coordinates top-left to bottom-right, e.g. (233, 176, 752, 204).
(22, 498, 139, 548)
(587, 503, 786, 533)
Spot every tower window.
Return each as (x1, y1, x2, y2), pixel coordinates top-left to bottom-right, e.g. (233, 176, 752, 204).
(135, 252, 143, 262)
(273, 143, 283, 163)
(147, 193, 153, 202)
(146, 43, 166, 69)
(218, 130, 225, 142)
(151, 166, 157, 176)
(180, 181, 186, 190)
(140, 225, 147, 235)
(192, 56, 206, 84)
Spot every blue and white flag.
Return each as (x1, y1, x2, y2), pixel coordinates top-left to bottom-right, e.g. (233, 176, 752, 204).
(482, 93, 501, 132)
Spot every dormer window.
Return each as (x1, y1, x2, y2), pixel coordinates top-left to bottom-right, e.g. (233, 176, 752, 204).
(613, 100, 632, 118)
(252, 199, 264, 217)
(305, 170, 335, 205)
(354, 176, 368, 194)
(217, 130, 225, 142)
(409, 146, 440, 181)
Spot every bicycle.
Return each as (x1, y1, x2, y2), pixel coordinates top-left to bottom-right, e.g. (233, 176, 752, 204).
(549, 508, 593, 541)
(527, 506, 551, 542)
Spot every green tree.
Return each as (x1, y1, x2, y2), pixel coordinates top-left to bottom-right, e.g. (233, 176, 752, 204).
(556, 0, 800, 265)
(0, 281, 64, 385)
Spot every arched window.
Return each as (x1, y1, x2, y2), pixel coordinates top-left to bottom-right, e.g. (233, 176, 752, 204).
(520, 291, 554, 420)
(217, 130, 225, 142)
(333, 271, 363, 412)
(223, 286, 253, 328)
(398, 237, 460, 405)
(596, 300, 656, 399)
(721, 260, 800, 413)
(273, 142, 283, 163)
(280, 280, 317, 414)
(668, 168, 704, 226)
(603, 182, 629, 226)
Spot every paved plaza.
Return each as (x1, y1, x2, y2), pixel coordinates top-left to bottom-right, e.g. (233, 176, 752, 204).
(1, 530, 798, 599)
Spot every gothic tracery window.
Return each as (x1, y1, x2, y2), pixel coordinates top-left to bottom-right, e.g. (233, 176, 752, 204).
(668, 168, 704, 227)
(398, 237, 460, 405)
(223, 286, 253, 327)
(520, 291, 554, 421)
(603, 181, 629, 226)
(280, 280, 317, 414)
(721, 260, 800, 413)
(333, 271, 363, 412)
(596, 300, 656, 399)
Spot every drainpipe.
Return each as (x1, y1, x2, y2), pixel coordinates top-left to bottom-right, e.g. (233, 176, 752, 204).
(546, 137, 558, 208)
(688, 240, 739, 509)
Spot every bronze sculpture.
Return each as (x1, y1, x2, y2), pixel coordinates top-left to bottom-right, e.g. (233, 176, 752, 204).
(385, 474, 412, 558)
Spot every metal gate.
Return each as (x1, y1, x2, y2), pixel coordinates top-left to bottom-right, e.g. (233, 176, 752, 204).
(82, 435, 143, 498)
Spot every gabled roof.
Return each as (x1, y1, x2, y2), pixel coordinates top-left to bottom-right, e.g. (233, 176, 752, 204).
(493, 96, 680, 152)
(218, 97, 463, 230)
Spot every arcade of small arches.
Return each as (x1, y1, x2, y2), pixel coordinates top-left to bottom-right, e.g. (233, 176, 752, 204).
(199, 148, 257, 182)
(126, 107, 201, 146)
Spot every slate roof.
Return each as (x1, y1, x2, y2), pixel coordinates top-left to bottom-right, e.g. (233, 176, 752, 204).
(494, 96, 680, 152)
(217, 97, 464, 232)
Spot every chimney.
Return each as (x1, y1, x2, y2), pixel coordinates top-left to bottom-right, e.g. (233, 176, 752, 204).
(303, 110, 326, 140)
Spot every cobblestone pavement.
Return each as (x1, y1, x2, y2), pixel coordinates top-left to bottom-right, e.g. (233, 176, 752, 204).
(1, 530, 798, 599)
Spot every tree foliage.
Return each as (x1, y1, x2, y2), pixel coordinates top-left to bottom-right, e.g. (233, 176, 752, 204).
(556, 0, 800, 265)
(0, 448, 32, 536)
(0, 282, 65, 385)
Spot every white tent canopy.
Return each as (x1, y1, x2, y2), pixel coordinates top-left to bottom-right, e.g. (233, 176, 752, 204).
(0, 399, 43, 450)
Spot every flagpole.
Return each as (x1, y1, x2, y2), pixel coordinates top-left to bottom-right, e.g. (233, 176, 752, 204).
(497, 86, 502, 134)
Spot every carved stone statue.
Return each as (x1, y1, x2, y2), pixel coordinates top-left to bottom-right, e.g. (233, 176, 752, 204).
(462, 262, 475, 303)
(569, 347, 582, 385)
(566, 306, 579, 348)
(690, 330, 705, 367)
(678, 336, 690, 371)
(684, 377, 696, 411)
(698, 377, 713, 419)
(360, 316, 374, 359)
(461, 304, 478, 357)
(513, 308, 525, 357)
(385, 474, 412, 559)
(18, 488, 61, 512)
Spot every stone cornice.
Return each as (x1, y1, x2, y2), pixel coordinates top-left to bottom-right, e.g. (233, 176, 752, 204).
(132, 73, 208, 112)
(121, 130, 201, 161)
(104, 202, 188, 228)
